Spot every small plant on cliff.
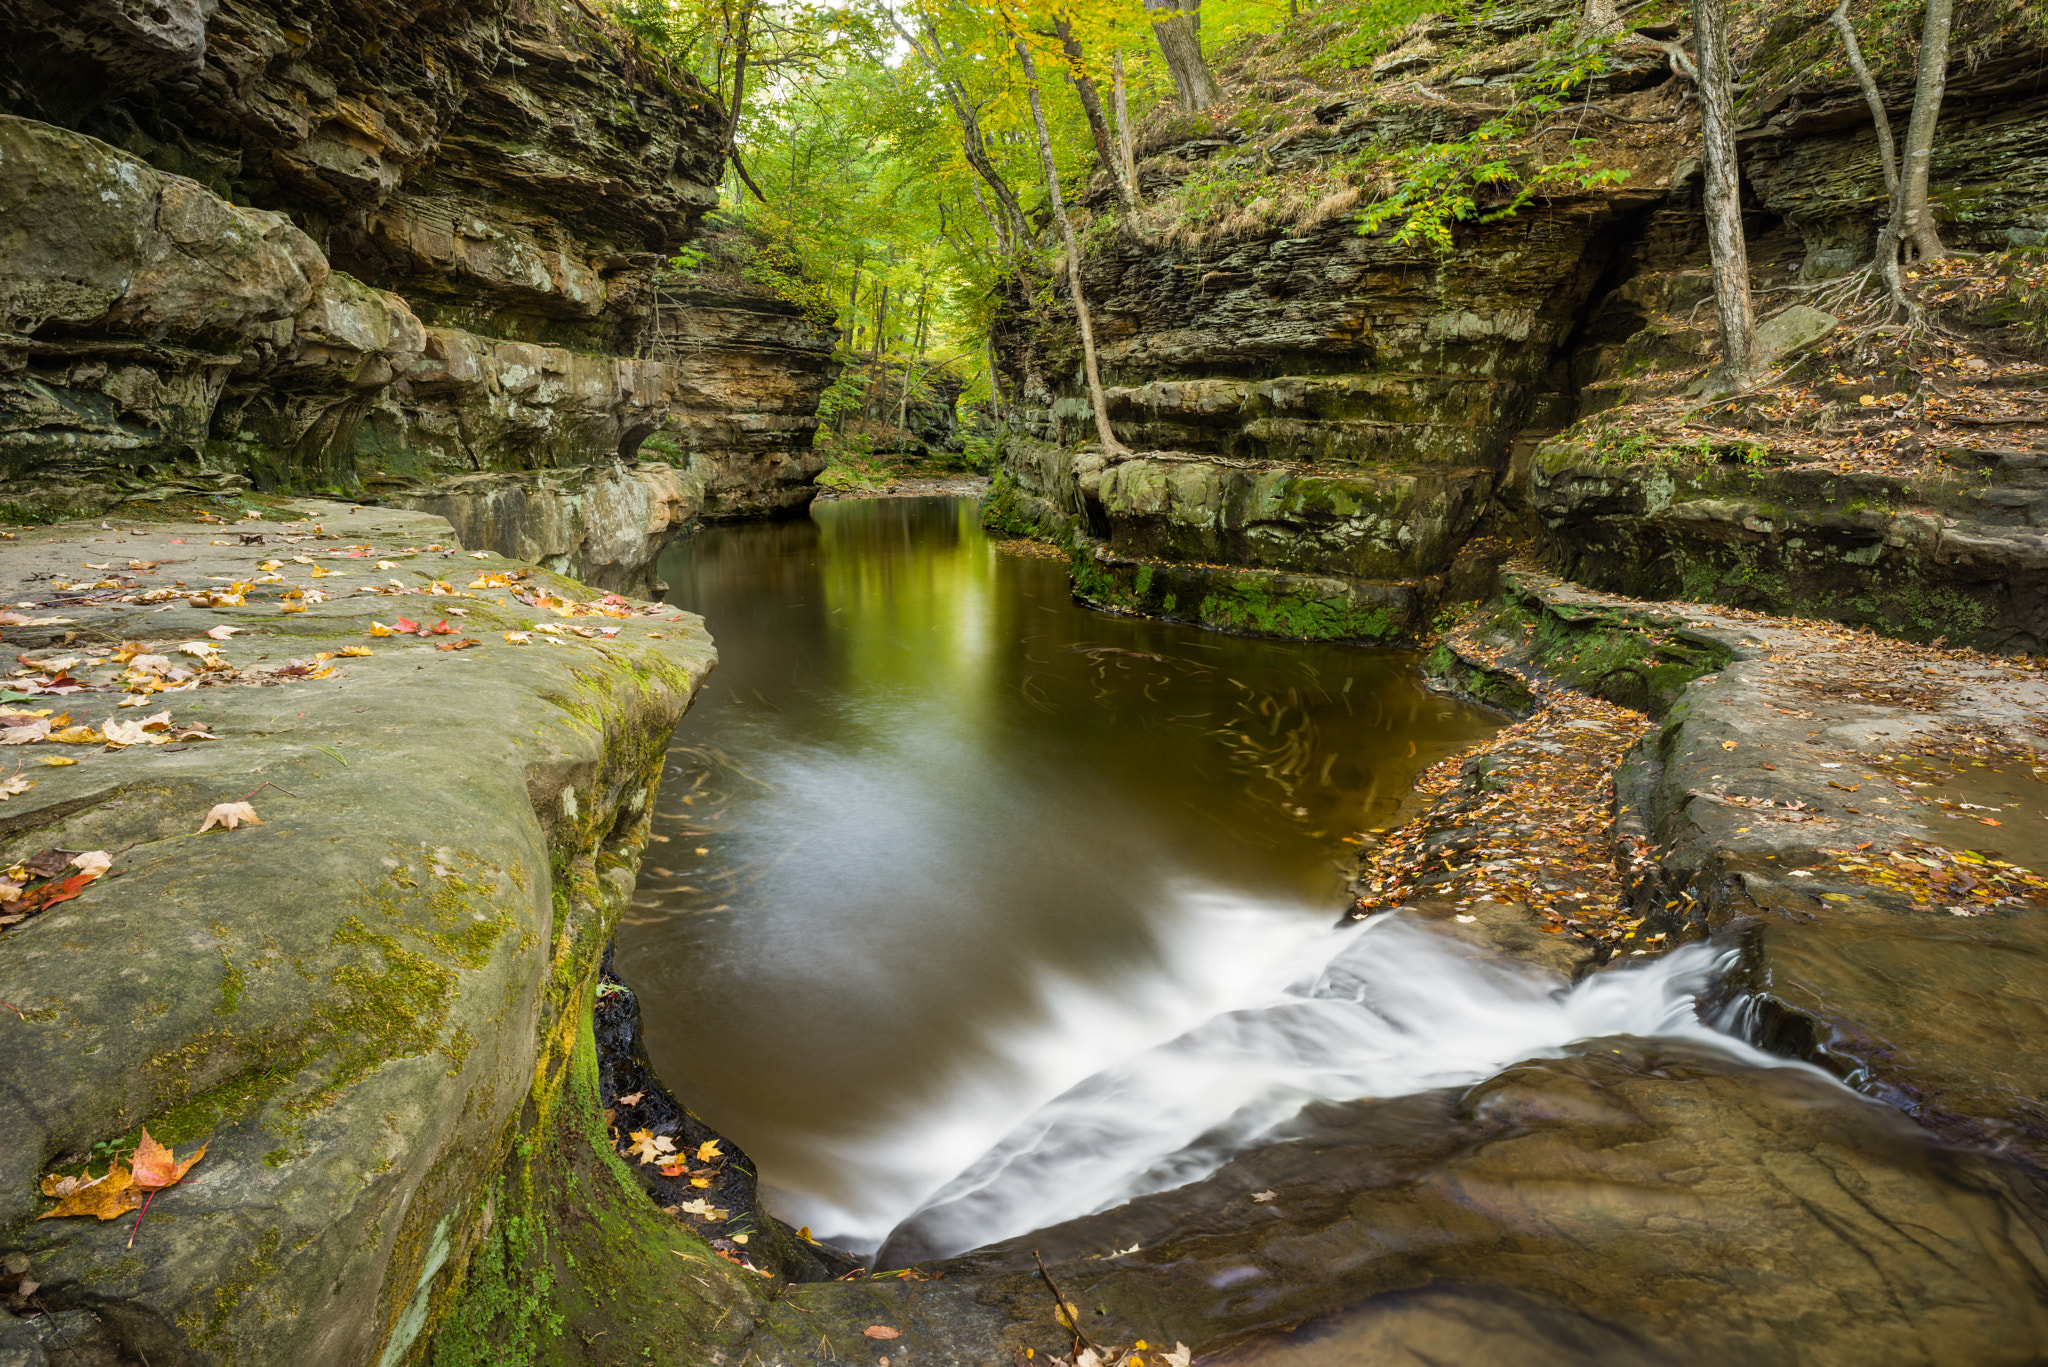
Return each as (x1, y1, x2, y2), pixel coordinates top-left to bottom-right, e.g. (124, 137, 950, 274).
(1354, 49, 1632, 252)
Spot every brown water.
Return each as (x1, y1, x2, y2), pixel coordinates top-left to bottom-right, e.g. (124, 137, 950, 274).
(614, 496, 1501, 1252)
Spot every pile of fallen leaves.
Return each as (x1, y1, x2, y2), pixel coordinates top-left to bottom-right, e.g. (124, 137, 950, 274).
(1350, 694, 1653, 945)
(0, 847, 111, 929)
(606, 1090, 771, 1275)
(1816, 842, 2048, 916)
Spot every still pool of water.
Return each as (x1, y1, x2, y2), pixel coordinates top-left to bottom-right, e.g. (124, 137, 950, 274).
(615, 496, 1511, 1253)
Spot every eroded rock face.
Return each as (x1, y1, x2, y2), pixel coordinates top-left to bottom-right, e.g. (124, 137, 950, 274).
(992, 199, 1648, 638)
(650, 274, 842, 520)
(0, 0, 835, 537)
(391, 462, 702, 595)
(1528, 442, 2048, 654)
(992, 16, 2048, 648)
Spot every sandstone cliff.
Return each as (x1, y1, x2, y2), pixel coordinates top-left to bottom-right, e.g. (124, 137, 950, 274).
(0, 0, 837, 577)
(990, 0, 2048, 649)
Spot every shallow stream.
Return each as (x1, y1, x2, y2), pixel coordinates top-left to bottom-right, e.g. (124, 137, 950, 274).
(614, 498, 1772, 1260)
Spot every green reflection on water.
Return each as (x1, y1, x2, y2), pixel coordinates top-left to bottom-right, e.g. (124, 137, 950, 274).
(615, 496, 1500, 1222)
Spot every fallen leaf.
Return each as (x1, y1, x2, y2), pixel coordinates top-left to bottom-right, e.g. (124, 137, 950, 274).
(676, 1197, 730, 1221)
(617, 1092, 644, 1106)
(1, 720, 53, 745)
(368, 622, 395, 638)
(436, 638, 481, 652)
(1250, 1190, 1277, 1203)
(627, 1129, 677, 1165)
(1981, 817, 2003, 826)
(129, 1129, 207, 1192)
(0, 775, 31, 799)
(427, 619, 456, 635)
(37, 1163, 139, 1222)
(70, 850, 110, 879)
(1720, 741, 1738, 750)
(198, 801, 261, 833)
(394, 617, 422, 634)
(863, 1327, 902, 1340)
(48, 726, 101, 745)
(38, 756, 76, 766)
(696, 1139, 723, 1163)
(21, 849, 75, 879)
(336, 646, 375, 657)
(504, 631, 531, 644)
(15, 870, 91, 914)
(659, 1163, 687, 1178)
(102, 715, 171, 747)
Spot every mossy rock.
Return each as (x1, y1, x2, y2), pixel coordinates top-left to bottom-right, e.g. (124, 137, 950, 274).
(0, 503, 761, 1366)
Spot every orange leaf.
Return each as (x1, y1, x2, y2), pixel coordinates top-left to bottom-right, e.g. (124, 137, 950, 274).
(1980, 817, 2002, 826)
(863, 1327, 903, 1340)
(38, 1162, 143, 1221)
(129, 1127, 207, 1191)
(19, 871, 92, 915)
(436, 638, 481, 652)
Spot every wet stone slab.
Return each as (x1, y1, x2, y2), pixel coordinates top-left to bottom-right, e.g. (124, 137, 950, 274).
(743, 1038, 2048, 1365)
(0, 502, 719, 1365)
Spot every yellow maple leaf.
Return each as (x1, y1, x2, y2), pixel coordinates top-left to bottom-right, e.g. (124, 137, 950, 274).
(38, 1162, 140, 1222)
(696, 1139, 723, 1163)
(627, 1129, 677, 1165)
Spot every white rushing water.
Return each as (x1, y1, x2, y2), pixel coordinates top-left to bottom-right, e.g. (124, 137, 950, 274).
(768, 891, 1782, 1261)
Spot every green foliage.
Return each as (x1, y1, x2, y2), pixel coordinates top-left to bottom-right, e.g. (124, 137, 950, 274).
(1357, 45, 1632, 251)
(430, 1193, 566, 1367)
(1305, 0, 1465, 73)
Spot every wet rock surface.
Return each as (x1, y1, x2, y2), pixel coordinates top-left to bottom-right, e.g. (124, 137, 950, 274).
(1438, 570, 2048, 1170)
(741, 1038, 2048, 1365)
(0, 504, 754, 1365)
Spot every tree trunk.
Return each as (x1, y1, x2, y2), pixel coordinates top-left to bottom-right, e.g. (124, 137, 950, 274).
(1051, 17, 1140, 221)
(1583, 0, 1621, 37)
(1142, 0, 1221, 111)
(1827, 0, 1900, 197)
(886, 9, 1036, 250)
(844, 264, 862, 349)
(1694, 0, 1760, 387)
(868, 282, 890, 420)
(1897, 0, 1951, 263)
(1113, 53, 1138, 199)
(1013, 33, 1127, 454)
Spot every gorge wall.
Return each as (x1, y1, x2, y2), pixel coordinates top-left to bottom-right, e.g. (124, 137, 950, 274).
(0, 0, 839, 585)
(990, 0, 2048, 650)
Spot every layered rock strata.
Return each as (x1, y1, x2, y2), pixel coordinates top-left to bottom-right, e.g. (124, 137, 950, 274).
(990, 0, 2048, 646)
(0, 0, 836, 550)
